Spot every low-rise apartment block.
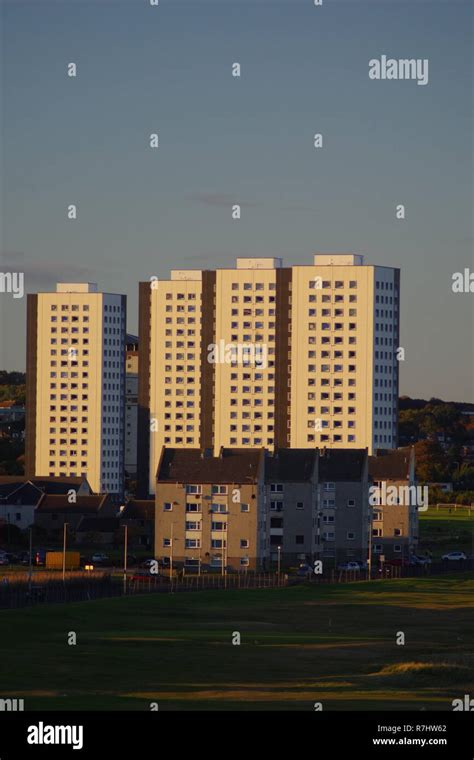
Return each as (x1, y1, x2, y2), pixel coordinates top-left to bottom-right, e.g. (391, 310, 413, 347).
(155, 447, 265, 571)
(155, 446, 370, 571)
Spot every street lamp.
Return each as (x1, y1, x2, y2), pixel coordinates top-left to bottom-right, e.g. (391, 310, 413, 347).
(367, 508, 373, 580)
(169, 524, 179, 591)
(28, 527, 33, 595)
(277, 545, 281, 582)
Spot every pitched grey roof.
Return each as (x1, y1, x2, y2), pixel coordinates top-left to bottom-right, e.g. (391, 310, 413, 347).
(265, 449, 317, 482)
(369, 447, 413, 480)
(157, 448, 264, 484)
(318, 448, 367, 481)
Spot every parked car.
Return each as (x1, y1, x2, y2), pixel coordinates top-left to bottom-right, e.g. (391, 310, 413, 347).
(206, 563, 233, 574)
(0, 552, 10, 566)
(410, 555, 431, 566)
(141, 558, 157, 569)
(384, 557, 411, 567)
(131, 569, 156, 582)
(355, 560, 368, 570)
(91, 553, 110, 564)
(441, 551, 467, 561)
(337, 561, 360, 572)
(296, 563, 312, 577)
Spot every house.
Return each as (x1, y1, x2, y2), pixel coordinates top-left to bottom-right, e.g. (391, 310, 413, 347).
(34, 493, 115, 539)
(0, 476, 92, 532)
(120, 499, 154, 549)
(75, 517, 121, 546)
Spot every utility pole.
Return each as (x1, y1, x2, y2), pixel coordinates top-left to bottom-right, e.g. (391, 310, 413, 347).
(28, 527, 33, 596)
(225, 508, 229, 587)
(62, 522, 68, 582)
(123, 524, 128, 594)
(170, 523, 174, 592)
(367, 507, 373, 580)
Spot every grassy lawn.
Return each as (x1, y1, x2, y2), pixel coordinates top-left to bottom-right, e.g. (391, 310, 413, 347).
(419, 508, 473, 558)
(0, 575, 473, 711)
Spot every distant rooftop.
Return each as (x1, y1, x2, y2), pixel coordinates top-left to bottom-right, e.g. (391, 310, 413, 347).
(236, 258, 283, 269)
(170, 271, 202, 281)
(313, 254, 364, 266)
(56, 283, 98, 293)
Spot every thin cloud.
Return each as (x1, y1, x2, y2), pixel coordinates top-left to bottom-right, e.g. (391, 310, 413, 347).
(0, 252, 99, 290)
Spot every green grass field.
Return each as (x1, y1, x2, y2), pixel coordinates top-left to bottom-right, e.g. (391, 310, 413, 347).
(419, 508, 473, 558)
(0, 575, 473, 711)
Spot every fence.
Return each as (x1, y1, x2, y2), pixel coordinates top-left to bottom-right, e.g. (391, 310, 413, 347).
(0, 572, 116, 609)
(0, 560, 471, 610)
(429, 504, 473, 513)
(0, 571, 287, 609)
(129, 571, 287, 594)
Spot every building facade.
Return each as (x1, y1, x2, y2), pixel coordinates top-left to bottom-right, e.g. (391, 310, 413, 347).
(155, 447, 265, 571)
(139, 255, 399, 495)
(0, 475, 91, 531)
(26, 283, 126, 497)
(369, 446, 418, 561)
(125, 335, 139, 479)
(317, 448, 370, 567)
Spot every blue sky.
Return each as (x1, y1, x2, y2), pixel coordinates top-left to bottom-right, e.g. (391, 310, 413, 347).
(0, 0, 472, 400)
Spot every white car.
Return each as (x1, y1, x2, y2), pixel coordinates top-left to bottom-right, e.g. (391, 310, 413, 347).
(441, 551, 467, 561)
(337, 561, 360, 572)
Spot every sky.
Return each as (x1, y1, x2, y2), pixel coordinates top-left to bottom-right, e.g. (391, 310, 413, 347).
(0, 0, 472, 400)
